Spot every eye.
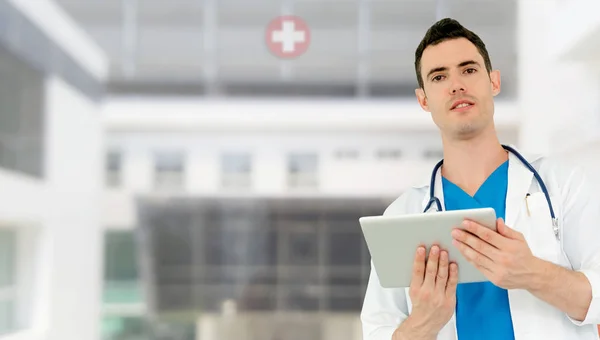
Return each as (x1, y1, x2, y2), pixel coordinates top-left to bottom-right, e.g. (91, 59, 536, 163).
(432, 75, 445, 82)
(464, 68, 477, 74)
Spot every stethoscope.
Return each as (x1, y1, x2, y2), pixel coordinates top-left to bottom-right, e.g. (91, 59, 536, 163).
(423, 144, 560, 240)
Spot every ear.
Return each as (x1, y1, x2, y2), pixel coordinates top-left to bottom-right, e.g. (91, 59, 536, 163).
(415, 87, 430, 112)
(490, 70, 501, 97)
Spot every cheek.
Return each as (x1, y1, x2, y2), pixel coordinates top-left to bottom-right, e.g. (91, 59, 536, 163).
(472, 77, 493, 98)
(425, 90, 446, 110)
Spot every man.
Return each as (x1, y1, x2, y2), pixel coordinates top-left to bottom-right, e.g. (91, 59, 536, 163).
(360, 18, 600, 340)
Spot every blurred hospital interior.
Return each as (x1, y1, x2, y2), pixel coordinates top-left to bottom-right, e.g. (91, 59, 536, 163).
(0, 0, 599, 339)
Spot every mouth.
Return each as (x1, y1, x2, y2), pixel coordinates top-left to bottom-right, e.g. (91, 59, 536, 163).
(450, 100, 475, 111)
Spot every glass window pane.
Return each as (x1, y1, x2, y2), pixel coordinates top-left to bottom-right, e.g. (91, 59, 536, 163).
(376, 149, 402, 160)
(288, 153, 318, 173)
(106, 150, 121, 171)
(287, 153, 319, 188)
(0, 45, 44, 178)
(327, 232, 362, 266)
(0, 299, 14, 334)
(220, 152, 252, 189)
(154, 151, 185, 190)
(423, 149, 444, 159)
(104, 231, 138, 281)
(334, 149, 359, 160)
(154, 151, 184, 172)
(105, 150, 122, 187)
(0, 229, 15, 287)
(221, 152, 251, 174)
(101, 316, 149, 340)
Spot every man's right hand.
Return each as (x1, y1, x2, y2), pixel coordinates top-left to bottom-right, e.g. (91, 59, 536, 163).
(393, 245, 458, 340)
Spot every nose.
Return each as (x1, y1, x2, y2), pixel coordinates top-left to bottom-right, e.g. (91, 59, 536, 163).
(450, 79, 467, 94)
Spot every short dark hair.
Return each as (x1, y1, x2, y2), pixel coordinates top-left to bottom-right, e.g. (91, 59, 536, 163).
(414, 18, 493, 89)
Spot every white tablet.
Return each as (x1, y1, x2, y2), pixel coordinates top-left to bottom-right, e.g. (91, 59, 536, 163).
(359, 208, 497, 288)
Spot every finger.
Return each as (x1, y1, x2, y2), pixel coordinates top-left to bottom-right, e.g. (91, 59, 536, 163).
(462, 219, 505, 249)
(452, 228, 500, 260)
(435, 250, 449, 291)
(411, 246, 426, 287)
(423, 245, 440, 289)
(446, 262, 458, 298)
(452, 239, 495, 272)
(496, 218, 524, 240)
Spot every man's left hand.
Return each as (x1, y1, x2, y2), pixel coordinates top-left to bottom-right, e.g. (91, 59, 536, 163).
(451, 218, 541, 290)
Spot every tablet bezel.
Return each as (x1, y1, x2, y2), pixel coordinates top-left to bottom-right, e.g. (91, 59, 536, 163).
(359, 208, 497, 288)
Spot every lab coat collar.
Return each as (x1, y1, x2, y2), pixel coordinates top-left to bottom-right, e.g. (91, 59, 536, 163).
(505, 149, 536, 229)
(416, 144, 543, 228)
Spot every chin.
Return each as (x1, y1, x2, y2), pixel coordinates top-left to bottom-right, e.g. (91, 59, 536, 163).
(453, 120, 488, 138)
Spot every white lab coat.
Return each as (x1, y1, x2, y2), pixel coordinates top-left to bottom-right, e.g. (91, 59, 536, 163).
(361, 148, 600, 340)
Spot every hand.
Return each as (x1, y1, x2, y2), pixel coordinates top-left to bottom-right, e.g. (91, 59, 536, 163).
(451, 217, 539, 289)
(393, 245, 458, 340)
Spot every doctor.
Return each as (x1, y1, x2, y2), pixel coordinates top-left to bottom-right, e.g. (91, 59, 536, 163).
(360, 18, 600, 340)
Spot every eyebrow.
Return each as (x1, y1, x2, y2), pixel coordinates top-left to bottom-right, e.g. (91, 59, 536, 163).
(426, 60, 481, 80)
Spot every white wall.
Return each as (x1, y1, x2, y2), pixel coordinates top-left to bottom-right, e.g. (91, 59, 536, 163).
(0, 172, 45, 227)
(551, 0, 600, 66)
(518, 0, 600, 155)
(103, 98, 519, 133)
(0, 80, 104, 340)
(106, 130, 510, 195)
(101, 98, 520, 228)
(0, 1, 108, 339)
(41, 76, 104, 340)
(0, 171, 45, 338)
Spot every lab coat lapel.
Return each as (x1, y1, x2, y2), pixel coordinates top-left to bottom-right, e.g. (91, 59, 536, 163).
(419, 165, 459, 339)
(505, 151, 534, 231)
(504, 150, 536, 338)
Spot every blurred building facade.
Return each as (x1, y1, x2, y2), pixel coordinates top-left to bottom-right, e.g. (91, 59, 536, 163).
(0, 0, 108, 339)
(0, 1, 598, 340)
(100, 99, 519, 340)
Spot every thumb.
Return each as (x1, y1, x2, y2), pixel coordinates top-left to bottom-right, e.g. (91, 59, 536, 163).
(497, 218, 521, 239)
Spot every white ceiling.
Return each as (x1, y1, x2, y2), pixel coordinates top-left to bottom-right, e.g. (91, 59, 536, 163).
(54, 0, 518, 97)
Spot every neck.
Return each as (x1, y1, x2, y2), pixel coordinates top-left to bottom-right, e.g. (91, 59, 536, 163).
(440, 130, 508, 196)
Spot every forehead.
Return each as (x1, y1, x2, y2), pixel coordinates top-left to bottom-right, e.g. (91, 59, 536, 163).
(420, 38, 484, 70)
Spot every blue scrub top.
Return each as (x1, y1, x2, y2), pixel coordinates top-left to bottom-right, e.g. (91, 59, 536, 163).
(442, 160, 515, 340)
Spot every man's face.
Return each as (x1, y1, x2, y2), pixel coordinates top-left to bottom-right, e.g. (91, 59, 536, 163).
(415, 38, 501, 140)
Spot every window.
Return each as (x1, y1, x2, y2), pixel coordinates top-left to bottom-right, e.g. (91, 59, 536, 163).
(220, 152, 252, 189)
(153, 151, 185, 191)
(333, 149, 359, 160)
(376, 149, 402, 160)
(287, 153, 318, 189)
(104, 230, 142, 304)
(0, 229, 16, 334)
(103, 231, 141, 305)
(105, 150, 122, 188)
(423, 149, 444, 160)
(101, 316, 150, 340)
(0, 46, 45, 178)
(137, 197, 387, 317)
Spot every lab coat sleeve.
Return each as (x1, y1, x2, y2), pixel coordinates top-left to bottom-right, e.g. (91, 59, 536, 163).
(558, 164, 600, 326)
(360, 261, 409, 340)
(360, 192, 417, 340)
